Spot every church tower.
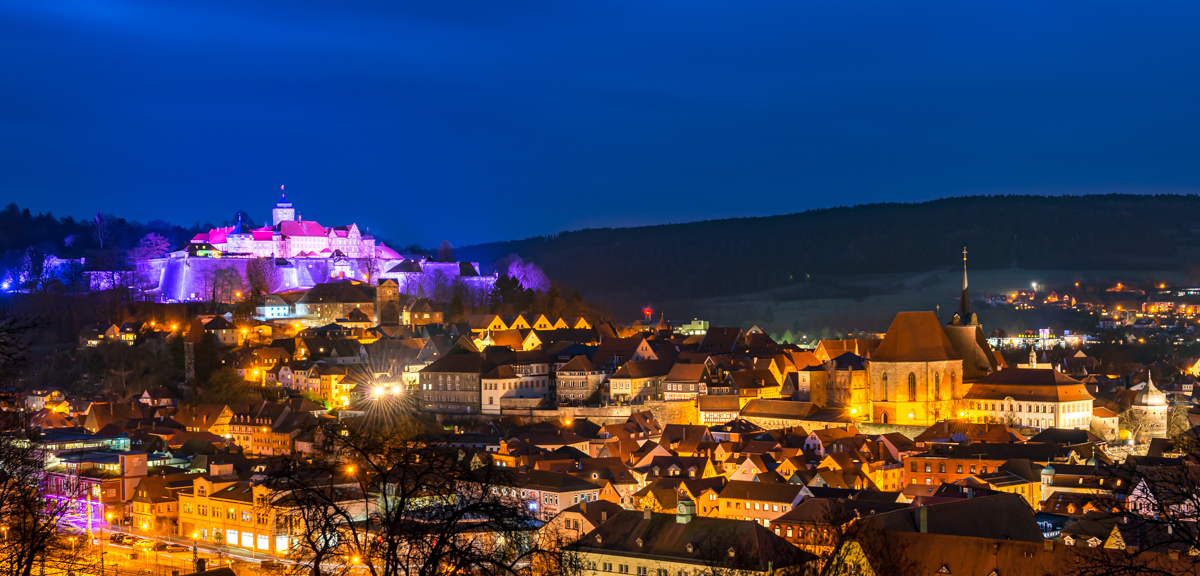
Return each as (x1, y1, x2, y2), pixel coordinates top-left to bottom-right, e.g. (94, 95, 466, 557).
(951, 247, 977, 326)
(940, 246, 998, 383)
(272, 190, 295, 226)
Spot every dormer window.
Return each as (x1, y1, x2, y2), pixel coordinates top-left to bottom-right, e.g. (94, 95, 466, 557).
(636, 538, 643, 547)
(727, 548, 736, 558)
(686, 543, 694, 553)
(595, 534, 603, 543)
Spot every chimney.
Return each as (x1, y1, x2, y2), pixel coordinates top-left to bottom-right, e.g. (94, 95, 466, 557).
(580, 501, 587, 514)
(643, 508, 652, 520)
(1043, 540, 1054, 552)
(917, 506, 928, 533)
(601, 511, 608, 523)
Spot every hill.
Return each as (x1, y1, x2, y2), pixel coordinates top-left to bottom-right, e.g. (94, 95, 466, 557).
(457, 195, 1200, 309)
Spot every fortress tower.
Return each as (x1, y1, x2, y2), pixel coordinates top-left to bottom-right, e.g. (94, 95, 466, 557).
(272, 193, 295, 226)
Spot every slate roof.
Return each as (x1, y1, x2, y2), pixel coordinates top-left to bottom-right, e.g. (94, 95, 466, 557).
(567, 510, 812, 571)
(611, 359, 673, 379)
(717, 480, 808, 503)
(865, 493, 1044, 542)
(558, 355, 598, 372)
(739, 399, 817, 419)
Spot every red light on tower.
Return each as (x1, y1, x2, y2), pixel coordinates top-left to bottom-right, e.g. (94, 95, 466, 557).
(643, 308, 652, 321)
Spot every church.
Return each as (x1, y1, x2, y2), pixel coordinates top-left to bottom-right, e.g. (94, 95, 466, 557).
(866, 249, 1001, 425)
(183, 194, 402, 260)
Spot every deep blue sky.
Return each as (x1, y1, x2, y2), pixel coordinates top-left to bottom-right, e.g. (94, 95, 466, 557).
(2, 1, 1199, 247)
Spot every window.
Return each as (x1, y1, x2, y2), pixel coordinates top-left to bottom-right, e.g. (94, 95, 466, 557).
(924, 463, 931, 473)
(881, 373, 888, 401)
(908, 373, 917, 401)
(970, 465, 976, 474)
(227, 508, 236, 520)
(910, 462, 918, 472)
(934, 373, 941, 400)
(938, 463, 946, 473)
(956, 464, 963, 474)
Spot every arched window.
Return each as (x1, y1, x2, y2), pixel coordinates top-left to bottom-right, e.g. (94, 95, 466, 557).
(882, 412, 889, 424)
(907, 373, 917, 401)
(934, 373, 941, 400)
(950, 371, 957, 397)
(881, 373, 888, 402)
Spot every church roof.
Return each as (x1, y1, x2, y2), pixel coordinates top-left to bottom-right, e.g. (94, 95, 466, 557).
(871, 312, 962, 363)
(942, 323, 998, 379)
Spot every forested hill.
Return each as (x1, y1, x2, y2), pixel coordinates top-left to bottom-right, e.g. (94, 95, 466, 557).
(457, 195, 1200, 304)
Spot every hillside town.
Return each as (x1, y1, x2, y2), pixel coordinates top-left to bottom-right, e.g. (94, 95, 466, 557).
(4, 252, 1200, 576)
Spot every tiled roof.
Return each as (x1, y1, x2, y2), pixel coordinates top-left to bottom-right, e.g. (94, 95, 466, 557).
(872, 312, 961, 362)
(567, 510, 812, 570)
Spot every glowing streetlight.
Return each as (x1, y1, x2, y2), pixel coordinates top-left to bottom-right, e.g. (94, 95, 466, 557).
(191, 532, 199, 571)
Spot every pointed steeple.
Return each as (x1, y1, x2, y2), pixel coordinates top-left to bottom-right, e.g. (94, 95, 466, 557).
(958, 247, 973, 324)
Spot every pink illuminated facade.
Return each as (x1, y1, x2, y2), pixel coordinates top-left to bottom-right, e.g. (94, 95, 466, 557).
(187, 195, 401, 260)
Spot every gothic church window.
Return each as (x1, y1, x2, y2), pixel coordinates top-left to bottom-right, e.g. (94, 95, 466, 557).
(907, 373, 917, 401)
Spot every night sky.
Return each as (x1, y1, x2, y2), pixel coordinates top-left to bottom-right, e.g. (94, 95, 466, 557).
(2, 1, 1199, 247)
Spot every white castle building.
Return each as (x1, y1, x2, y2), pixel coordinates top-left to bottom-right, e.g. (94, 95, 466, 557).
(185, 194, 401, 260)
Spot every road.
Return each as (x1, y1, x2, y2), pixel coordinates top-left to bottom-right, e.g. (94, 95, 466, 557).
(91, 527, 286, 576)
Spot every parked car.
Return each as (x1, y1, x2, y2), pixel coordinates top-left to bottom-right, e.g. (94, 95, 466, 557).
(109, 533, 127, 544)
(165, 544, 188, 552)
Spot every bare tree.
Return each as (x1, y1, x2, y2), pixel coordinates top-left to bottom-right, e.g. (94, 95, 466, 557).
(128, 232, 171, 262)
(1120, 408, 1154, 444)
(91, 213, 111, 249)
(248, 258, 283, 295)
(430, 270, 451, 303)
(213, 267, 247, 303)
(1065, 458, 1200, 576)
(0, 310, 41, 380)
(269, 418, 580, 576)
(360, 254, 382, 285)
(0, 430, 99, 576)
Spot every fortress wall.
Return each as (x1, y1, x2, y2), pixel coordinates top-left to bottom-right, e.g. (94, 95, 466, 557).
(155, 256, 496, 302)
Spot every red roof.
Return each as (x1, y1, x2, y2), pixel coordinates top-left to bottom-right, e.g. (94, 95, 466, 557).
(872, 311, 962, 362)
(279, 220, 328, 237)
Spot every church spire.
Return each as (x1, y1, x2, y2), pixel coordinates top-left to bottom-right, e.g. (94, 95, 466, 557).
(957, 247, 973, 324)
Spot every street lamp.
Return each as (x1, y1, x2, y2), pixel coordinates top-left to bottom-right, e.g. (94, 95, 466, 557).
(191, 532, 200, 573)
